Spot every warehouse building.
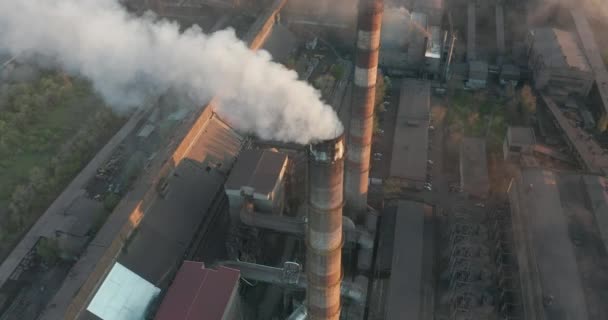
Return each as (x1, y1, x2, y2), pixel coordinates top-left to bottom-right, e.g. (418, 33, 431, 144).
(154, 261, 242, 320)
(508, 168, 608, 320)
(527, 28, 594, 101)
(388, 79, 431, 191)
(372, 200, 435, 320)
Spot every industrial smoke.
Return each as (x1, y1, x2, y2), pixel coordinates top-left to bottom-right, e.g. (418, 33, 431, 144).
(381, 7, 411, 48)
(0, 0, 343, 144)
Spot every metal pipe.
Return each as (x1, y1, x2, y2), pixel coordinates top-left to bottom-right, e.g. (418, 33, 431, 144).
(239, 200, 305, 235)
(214, 260, 366, 303)
(287, 304, 307, 320)
(307, 135, 345, 320)
(342, 216, 374, 249)
(345, 0, 383, 220)
(239, 200, 369, 248)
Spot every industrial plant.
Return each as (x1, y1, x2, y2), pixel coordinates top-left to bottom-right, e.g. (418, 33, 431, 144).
(0, 0, 607, 319)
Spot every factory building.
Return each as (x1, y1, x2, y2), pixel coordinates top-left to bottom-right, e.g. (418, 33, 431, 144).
(387, 79, 430, 191)
(527, 28, 594, 101)
(379, 10, 446, 78)
(407, 12, 429, 68)
(459, 137, 490, 199)
(508, 168, 608, 320)
(376, 200, 435, 320)
(225, 149, 289, 215)
(503, 127, 536, 161)
(570, 9, 608, 131)
(413, 0, 444, 25)
(154, 262, 242, 320)
(467, 60, 489, 89)
(86, 263, 161, 320)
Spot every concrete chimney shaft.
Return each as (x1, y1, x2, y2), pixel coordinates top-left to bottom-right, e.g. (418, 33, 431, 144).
(345, 0, 383, 221)
(307, 135, 345, 320)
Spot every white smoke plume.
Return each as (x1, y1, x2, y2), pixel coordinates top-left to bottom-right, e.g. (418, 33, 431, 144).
(382, 7, 411, 48)
(381, 6, 429, 48)
(0, 0, 343, 144)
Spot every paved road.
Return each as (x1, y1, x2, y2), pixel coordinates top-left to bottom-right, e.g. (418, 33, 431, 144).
(370, 78, 401, 180)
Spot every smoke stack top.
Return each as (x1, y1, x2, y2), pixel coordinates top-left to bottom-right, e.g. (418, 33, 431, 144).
(0, 0, 343, 144)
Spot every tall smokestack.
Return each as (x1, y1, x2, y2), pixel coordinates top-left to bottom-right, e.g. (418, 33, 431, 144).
(345, 0, 383, 220)
(307, 135, 345, 320)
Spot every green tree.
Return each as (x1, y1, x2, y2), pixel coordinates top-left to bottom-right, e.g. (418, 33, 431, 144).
(286, 56, 296, 69)
(330, 64, 345, 80)
(374, 74, 386, 107)
(29, 166, 49, 193)
(9, 185, 33, 215)
(37, 237, 61, 265)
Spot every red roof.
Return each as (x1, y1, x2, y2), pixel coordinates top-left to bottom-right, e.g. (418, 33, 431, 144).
(154, 261, 240, 320)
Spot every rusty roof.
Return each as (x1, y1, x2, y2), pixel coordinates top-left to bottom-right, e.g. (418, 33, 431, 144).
(154, 261, 240, 320)
(186, 114, 244, 175)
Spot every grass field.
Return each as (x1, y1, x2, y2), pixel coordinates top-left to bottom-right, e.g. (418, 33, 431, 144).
(446, 89, 509, 152)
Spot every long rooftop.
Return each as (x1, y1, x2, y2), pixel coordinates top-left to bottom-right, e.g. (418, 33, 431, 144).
(530, 28, 591, 72)
(570, 9, 608, 117)
(509, 168, 589, 320)
(389, 79, 430, 183)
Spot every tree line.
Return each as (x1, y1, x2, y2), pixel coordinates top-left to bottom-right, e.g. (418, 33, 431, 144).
(0, 74, 124, 248)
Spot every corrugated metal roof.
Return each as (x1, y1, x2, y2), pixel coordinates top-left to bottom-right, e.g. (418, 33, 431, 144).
(531, 28, 591, 72)
(459, 137, 489, 198)
(117, 113, 244, 284)
(225, 149, 288, 197)
(87, 263, 160, 320)
(513, 169, 589, 320)
(154, 261, 240, 320)
(570, 9, 608, 117)
(385, 200, 425, 320)
(186, 114, 244, 174)
(389, 79, 430, 182)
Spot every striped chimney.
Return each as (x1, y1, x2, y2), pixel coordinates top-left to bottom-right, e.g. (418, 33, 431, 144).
(345, 0, 383, 221)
